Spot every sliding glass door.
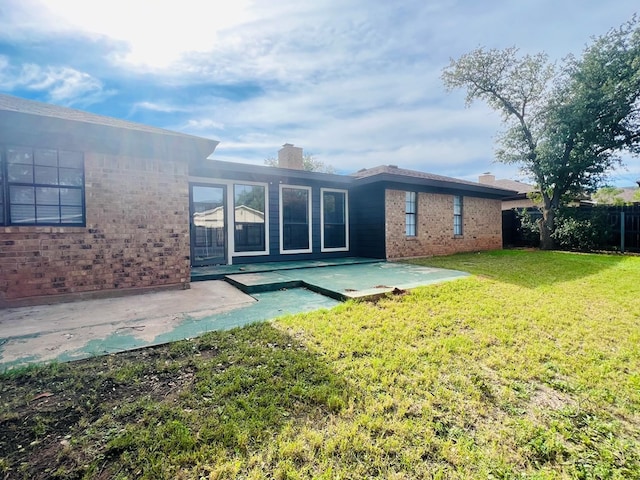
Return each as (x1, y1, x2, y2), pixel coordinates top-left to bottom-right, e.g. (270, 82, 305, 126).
(190, 184, 226, 266)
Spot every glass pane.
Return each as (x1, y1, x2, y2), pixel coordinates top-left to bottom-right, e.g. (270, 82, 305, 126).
(36, 205, 61, 224)
(282, 188, 309, 251)
(59, 150, 83, 168)
(234, 184, 265, 215)
(58, 168, 83, 186)
(35, 148, 58, 166)
(10, 186, 35, 204)
(35, 166, 59, 185)
(11, 204, 35, 224)
(324, 224, 346, 249)
(234, 184, 265, 252)
(61, 206, 83, 224)
(193, 186, 224, 209)
(282, 188, 308, 223)
(7, 146, 33, 165)
(323, 191, 347, 249)
(59, 188, 83, 206)
(191, 186, 226, 264)
(284, 224, 309, 250)
(405, 192, 416, 214)
(8, 164, 33, 183)
(323, 192, 344, 224)
(36, 187, 60, 205)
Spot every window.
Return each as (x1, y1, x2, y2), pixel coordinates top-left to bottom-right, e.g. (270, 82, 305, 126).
(405, 191, 416, 236)
(454, 195, 463, 236)
(321, 188, 348, 251)
(280, 185, 312, 253)
(233, 183, 266, 253)
(1, 145, 84, 226)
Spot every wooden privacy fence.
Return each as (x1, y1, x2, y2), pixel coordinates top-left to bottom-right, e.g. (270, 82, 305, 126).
(608, 205, 640, 252)
(502, 205, 640, 252)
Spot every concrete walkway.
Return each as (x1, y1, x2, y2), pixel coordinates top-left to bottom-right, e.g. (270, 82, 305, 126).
(0, 262, 468, 370)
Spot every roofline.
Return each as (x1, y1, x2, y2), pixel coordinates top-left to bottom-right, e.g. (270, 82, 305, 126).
(0, 94, 219, 160)
(192, 159, 353, 184)
(352, 172, 518, 197)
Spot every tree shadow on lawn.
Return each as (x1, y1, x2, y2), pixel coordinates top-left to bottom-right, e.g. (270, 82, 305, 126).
(0, 322, 350, 479)
(406, 249, 632, 289)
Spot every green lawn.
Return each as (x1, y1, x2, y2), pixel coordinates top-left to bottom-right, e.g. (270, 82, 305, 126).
(1, 250, 639, 479)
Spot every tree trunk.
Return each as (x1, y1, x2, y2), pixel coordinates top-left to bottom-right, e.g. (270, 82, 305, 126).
(539, 205, 556, 250)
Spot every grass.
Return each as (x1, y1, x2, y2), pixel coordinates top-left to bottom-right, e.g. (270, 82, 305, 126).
(1, 249, 639, 479)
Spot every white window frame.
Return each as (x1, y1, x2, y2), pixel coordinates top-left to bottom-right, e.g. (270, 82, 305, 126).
(453, 195, 463, 236)
(232, 181, 270, 257)
(279, 184, 312, 254)
(189, 176, 270, 262)
(405, 191, 417, 237)
(320, 188, 349, 252)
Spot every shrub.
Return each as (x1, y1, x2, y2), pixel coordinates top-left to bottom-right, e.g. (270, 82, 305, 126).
(551, 206, 613, 251)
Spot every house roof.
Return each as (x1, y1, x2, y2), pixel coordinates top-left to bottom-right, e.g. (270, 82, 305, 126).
(192, 159, 353, 185)
(0, 93, 219, 160)
(352, 165, 517, 198)
(0, 94, 201, 139)
(619, 187, 640, 203)
(488, 178, 536, 195)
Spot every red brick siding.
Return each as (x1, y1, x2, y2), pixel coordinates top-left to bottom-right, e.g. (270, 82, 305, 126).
(384, 189, 502, 259)
(0, 152, 190, 306)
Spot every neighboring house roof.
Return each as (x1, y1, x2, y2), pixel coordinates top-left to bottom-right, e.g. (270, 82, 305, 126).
(0, 93, 218, 160)
(193, 205, 264, 228)
(353, 165, 517, 198)
(618, 187, 640, 204)
(477, 173, 536, 196)
(489, 179, 536, 195)
(587, 186, 640, 205)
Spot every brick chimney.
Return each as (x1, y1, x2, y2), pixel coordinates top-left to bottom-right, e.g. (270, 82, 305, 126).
(278, 143, 304, 170)
(478, 173, 495, 184)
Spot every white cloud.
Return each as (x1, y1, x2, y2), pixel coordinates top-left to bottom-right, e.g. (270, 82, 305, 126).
(133, 101, 189, 113)
(2, 0, 638, 186)
(0, 56, 110, 106)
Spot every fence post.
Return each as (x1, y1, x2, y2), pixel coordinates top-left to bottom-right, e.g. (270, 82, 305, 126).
(621, 211, 625, 253)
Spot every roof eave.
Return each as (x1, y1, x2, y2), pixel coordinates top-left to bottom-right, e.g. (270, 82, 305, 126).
(353, 172, 518, 198)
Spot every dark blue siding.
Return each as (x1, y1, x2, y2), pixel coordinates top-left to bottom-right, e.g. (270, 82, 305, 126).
(351, 184, 386, 258)
(231, 176, 354, 264)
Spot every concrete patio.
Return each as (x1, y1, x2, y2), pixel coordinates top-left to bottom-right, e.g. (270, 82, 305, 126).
(0, 260, 469, 370)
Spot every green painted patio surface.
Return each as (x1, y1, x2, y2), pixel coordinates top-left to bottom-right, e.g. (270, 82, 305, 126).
(0, 261, 468, 370)
(0, 286, 338, 371)
(225, 261, 470, 300)
(191, 256, 381, 281)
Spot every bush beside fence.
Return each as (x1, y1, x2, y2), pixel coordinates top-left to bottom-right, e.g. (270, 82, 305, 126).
(503, 205, 640, 253)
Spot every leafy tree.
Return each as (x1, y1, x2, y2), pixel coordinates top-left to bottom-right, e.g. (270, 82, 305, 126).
(264, 153, 335, 173)
(442, 16, 640, 249)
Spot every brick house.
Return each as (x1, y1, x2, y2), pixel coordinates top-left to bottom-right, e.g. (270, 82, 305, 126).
(0, 94, 515, 306)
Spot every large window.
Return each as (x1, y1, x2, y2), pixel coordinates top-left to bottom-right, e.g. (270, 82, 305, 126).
(234, 183, 266, 253)
(405, 191, 416, 236)
(453, 195, 463, 236)
(321, 188, 348, 251)
(280, 185, 311, 253)
(1, 145, 84, 226)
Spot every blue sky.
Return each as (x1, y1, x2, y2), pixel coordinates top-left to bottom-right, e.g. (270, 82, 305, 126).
(1, 0, 638, 186)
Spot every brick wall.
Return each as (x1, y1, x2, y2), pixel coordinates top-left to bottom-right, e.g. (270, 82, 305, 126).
(385, 189, 502, 259)
(0, 152, 190, 306)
